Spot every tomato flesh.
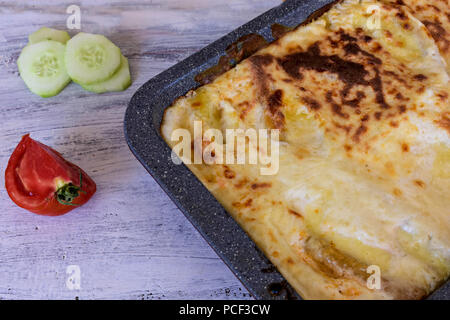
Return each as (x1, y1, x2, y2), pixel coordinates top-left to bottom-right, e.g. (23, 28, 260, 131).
(5, 134, 96, 216)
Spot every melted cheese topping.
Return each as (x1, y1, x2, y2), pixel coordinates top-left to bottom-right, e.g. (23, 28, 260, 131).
(384, 0, 450, 73)
(161, 0, 450, 299)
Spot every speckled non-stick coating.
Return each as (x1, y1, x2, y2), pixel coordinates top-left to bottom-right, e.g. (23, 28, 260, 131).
(124, 0, 449, 300)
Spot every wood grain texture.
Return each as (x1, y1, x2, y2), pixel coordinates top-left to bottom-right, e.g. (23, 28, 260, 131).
(0, 0, 281, 299)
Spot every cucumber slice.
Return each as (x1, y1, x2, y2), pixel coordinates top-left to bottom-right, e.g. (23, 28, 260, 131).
(65, 32, 121, 84)
(81, 55, 131, 93)
(17, 40, 71, 97)
(29, 27, 71, 44)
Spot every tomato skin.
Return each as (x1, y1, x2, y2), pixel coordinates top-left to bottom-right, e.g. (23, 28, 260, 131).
(5, 134, 96, 216)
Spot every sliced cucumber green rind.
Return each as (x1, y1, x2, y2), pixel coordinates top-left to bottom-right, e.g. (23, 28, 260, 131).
(81, 55, 131, 93)
(17, 40, 71, 97)
(65, 32, 121, 85)
(29, 27, 71, 44)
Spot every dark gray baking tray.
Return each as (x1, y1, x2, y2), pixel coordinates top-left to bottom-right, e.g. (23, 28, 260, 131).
(124, 0, 449, 300)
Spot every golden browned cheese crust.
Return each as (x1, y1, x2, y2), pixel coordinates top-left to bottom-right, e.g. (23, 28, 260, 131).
(385, 0, 450, 73)
(161, 0, 450, 299)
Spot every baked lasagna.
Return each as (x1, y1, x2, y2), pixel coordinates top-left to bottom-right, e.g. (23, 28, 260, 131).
(161, 0, 450, 299)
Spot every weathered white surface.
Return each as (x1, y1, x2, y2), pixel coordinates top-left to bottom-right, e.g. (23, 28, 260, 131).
(0, 0, 281, 300)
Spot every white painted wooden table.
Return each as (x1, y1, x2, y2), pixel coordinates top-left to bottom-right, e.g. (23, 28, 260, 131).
(0, 0, 281, 300)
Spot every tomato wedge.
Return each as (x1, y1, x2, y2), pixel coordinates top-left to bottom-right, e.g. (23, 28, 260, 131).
(5, 134, 96, 216)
